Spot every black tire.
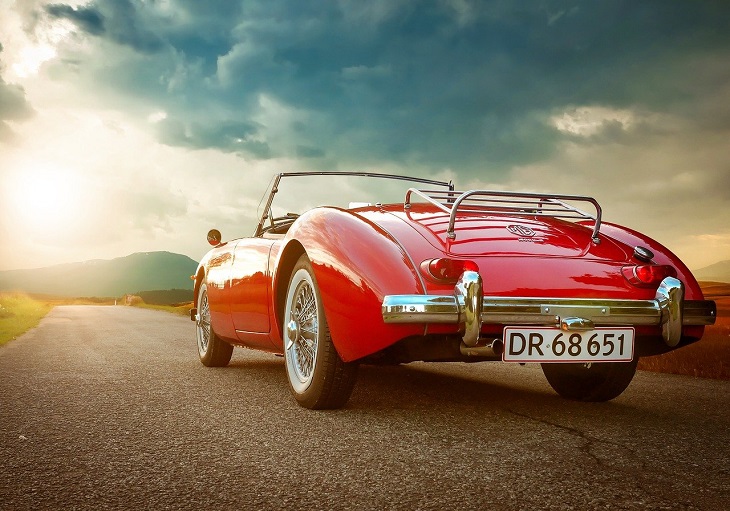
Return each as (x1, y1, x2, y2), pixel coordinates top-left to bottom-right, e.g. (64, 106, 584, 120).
(195, 282, 233, 367)
(541, 358, 638, 402)
(283, 254, 358, 409)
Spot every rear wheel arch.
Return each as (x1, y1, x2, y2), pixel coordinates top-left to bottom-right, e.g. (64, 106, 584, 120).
(274, 240, 306, 336)
(193, 267, 206, 304)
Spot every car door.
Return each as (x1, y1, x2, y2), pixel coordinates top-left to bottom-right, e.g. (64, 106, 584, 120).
(229, 238, 276, 339)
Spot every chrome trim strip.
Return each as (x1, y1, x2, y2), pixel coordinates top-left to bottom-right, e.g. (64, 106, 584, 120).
(382, 295, 665, 325)
(382, 277, 717, 345)
(383, 295, 714, 326)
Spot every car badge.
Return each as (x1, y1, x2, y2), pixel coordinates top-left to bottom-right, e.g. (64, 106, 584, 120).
(507, 225, 535, 237)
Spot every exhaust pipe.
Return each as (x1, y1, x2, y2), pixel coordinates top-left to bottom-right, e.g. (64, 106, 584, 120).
(460, 339, 503, 358)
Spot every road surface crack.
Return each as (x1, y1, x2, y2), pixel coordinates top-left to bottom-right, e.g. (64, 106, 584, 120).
(505, 408, 647, 473)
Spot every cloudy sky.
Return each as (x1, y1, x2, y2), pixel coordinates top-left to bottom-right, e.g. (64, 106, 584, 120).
(1, 0, 729, 272)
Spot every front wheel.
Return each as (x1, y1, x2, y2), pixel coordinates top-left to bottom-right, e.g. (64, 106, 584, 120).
(196, 282, 233, 367)
(541, 358, 638, 402)
(283, 254, 358, 409)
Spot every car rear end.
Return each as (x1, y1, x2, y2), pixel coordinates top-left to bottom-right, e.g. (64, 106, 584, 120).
(368, 188, 716, 400)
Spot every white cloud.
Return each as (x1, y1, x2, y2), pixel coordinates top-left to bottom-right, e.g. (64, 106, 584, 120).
(147, 110, 167, 123)
(551, 106, 636, 137)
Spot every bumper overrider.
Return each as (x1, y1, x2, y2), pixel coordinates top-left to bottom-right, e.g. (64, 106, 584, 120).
(382, 271, 716, 351)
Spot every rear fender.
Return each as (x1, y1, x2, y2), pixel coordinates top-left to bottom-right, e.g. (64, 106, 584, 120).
(280, 207, 426, 362)
(600, 222, 703, 299)
(600, 222, 706, 341)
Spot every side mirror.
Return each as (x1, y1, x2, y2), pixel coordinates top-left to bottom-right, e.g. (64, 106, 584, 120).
(206, 229, 222, 246)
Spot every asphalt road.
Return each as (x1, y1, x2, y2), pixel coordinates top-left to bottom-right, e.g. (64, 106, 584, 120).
(0, 306, 728, 511)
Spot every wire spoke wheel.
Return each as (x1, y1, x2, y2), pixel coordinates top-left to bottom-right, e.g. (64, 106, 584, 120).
(287, 278, 319, 385)
(196, 290, 211, 355)
(283, 254, 359, 409)
(195, 282, 233, 367)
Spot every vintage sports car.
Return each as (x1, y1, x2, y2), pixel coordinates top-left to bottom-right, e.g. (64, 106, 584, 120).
(191, 172, 716, 409)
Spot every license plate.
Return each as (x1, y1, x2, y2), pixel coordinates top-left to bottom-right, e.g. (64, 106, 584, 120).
(502, 327, 635, 363)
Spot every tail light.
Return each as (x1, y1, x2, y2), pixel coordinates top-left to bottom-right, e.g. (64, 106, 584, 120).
(421, 258, 479, 283)
(622, 265, 677, 287)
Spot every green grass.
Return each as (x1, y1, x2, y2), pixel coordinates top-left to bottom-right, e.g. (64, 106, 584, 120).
(0, 293, 54, 346)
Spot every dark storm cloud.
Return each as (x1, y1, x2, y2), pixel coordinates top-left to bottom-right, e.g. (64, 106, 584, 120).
(35, 0, 730, 172)
(45, 4, 105, 36)
(45, 0, 164, 54)
(156, 117, 271, 158)
(296, 145, 325, 159)
(0, 44, 35, 143)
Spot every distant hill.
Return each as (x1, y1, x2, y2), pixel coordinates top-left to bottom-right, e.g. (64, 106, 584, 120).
(695, 260, 730, 283)
(0, 252, 197, 298)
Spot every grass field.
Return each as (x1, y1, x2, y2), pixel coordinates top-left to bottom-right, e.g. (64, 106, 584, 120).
(0, 293, 54, 346)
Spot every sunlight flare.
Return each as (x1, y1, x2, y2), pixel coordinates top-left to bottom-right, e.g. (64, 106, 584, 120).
(4, 165, 86, 238)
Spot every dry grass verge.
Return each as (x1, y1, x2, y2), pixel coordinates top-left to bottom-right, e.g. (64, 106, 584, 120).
(133, 301, 193, 316)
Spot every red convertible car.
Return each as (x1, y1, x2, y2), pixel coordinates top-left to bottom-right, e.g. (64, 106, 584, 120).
(191, 172, 716, 409)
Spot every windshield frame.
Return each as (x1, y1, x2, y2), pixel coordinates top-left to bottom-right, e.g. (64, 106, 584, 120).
(254, 172, 453, 237)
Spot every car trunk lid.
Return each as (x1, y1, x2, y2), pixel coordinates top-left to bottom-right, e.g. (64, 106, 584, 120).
(395, 204, 628, 261)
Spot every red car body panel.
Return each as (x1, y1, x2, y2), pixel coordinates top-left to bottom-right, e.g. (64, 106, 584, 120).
(279, 208, 427, 361)
(194, 178, 711, 364)
(202, 245, 237, 341)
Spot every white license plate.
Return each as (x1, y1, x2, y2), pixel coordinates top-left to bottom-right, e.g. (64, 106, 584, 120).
(502, 327, 635, 363)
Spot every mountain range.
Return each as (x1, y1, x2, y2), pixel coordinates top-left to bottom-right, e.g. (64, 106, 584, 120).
(694, 260, 730, 283)
(0, 252, 197, 298)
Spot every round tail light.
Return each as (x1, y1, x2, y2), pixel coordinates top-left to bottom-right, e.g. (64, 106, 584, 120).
(422, 258, 479, 283)
(622, 265, 677, 287)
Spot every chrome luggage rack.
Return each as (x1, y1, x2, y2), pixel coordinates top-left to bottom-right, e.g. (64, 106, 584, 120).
(404, 188, 603, 243)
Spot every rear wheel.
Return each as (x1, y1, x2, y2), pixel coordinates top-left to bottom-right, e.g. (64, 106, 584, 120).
(284, 254, 358, 409)
(196, 282, 233, 367)
(541, 358, 638, 402)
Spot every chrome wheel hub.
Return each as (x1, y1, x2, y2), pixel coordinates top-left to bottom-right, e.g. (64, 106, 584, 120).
(286, 319, 300, 349)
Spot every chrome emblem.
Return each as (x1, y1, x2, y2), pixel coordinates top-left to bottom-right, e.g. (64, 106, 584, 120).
(507, 225, 535, 237)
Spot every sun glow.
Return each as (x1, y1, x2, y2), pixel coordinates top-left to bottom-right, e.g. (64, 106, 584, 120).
(4, 166, 86, 239)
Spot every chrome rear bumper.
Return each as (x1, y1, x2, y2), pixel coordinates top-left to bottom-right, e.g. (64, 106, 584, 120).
(382, 272, 716, 348)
